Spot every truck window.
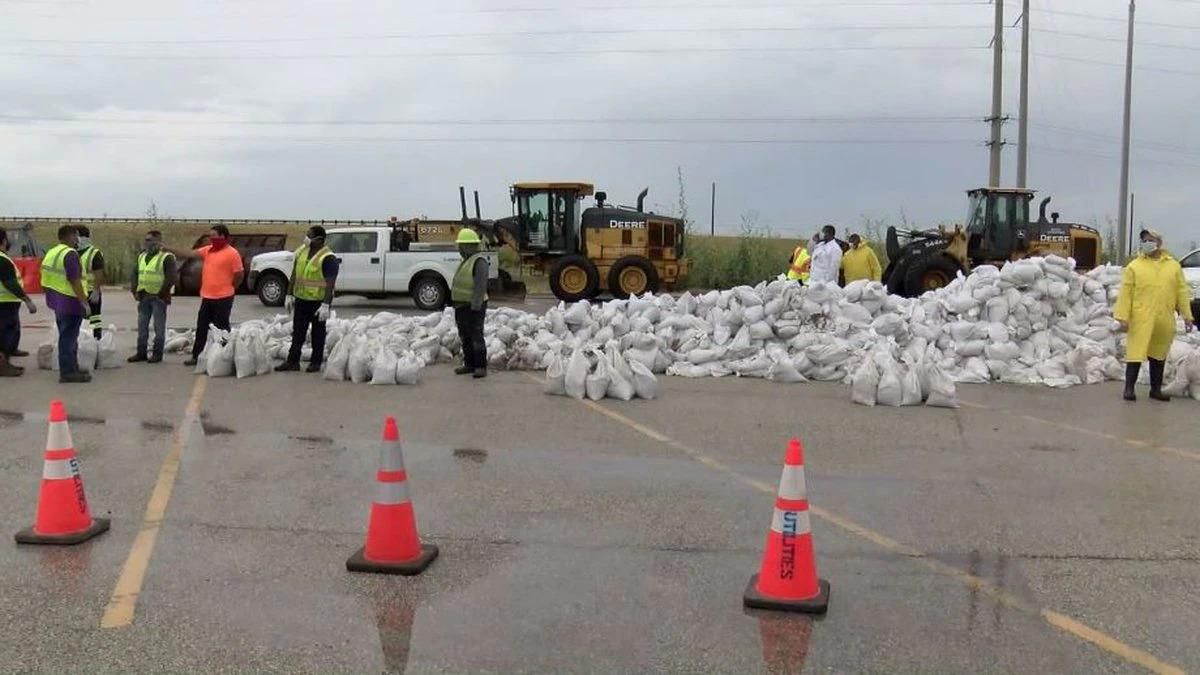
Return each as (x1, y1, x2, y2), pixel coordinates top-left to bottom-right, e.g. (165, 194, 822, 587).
(327, 232, 377, 254)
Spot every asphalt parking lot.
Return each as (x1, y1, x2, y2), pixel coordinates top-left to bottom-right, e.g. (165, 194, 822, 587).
(0, 292, 1197, 673)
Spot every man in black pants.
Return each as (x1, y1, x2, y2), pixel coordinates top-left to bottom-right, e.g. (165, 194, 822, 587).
(451, 229, 489, 378)
(276, 226, 339, 373)
(170, 225, 243, 366)
(0, 227, 38, 376)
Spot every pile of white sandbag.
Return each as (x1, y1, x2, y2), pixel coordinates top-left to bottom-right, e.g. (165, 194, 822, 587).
(193, 323, 275, 378)
(544, 344, 658, 401)
(37, 324, 121, 372)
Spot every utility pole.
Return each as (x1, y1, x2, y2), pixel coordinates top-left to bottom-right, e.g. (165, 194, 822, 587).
(1117, 0, 1135, 264)
(988, 0, 1005, 187)
(710, 182, 716, 236)
(1016, 0, 1030, 188)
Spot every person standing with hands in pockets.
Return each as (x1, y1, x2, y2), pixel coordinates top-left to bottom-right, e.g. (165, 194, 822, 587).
(277, 226, 338, 373)
(128, 230, 176, 364)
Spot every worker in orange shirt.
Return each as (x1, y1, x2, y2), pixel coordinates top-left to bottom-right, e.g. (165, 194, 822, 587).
(169, 225, 244, 366)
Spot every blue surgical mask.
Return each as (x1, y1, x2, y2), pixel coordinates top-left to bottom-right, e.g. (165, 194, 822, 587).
(1139, 240, 1158, 254)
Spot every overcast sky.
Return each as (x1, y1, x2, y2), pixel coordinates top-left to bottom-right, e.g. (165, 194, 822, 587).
(2, 0, 1198, 250)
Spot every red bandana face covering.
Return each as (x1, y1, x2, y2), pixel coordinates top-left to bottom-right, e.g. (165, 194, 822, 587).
(209, 236, 228, 251)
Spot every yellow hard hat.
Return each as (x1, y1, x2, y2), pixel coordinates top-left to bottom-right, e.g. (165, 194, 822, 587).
(456, 228, 482, 245)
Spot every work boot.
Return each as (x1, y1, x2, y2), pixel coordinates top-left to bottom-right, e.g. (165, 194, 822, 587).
(306, 362, 323, 373)
(128, 353, 148, 363)
(473, 368, 488, 379)
(183, 357, 198, 367)
(454, 365, 474, 375)
(1148, 358, 1170, 402)
(59, 371, 92, 384)
(1123, 362, 1139, 402)
(148, 353, 163, 364)
(0, 355, 22, 377)
(11, 349, 29, 357)
(275, 361, 301, 372)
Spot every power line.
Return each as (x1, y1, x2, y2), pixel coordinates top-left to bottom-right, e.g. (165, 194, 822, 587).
(1038, 8, 1200, 31)
(0, 114, 982, 126)
(0, 24, 993, 46)
(1014, 50, 1200, 78)
(0, 44, 992, 60)
(1032, 122, 1200, 156)
(1034, 27, 1200, 51)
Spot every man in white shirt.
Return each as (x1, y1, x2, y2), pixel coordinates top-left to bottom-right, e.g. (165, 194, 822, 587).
(809, 225, 843, 285)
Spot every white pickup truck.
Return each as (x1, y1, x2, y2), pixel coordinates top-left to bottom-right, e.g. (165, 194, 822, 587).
(247, 226, 499, 310)
(1182, 248, 1200, 327)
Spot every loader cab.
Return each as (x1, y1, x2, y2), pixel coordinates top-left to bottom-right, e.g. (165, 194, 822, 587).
(511, 182, 594, 255)
(965, 187, 1032, 261)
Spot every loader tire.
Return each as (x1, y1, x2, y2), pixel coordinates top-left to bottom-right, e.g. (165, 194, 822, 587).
(549, 255, 600, 302)
(903, 254, 961, 295)
(608, 256, 660, 299)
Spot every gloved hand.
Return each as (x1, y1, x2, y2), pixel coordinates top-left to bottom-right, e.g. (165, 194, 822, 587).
(88, 289, 100, 304)
(23, 297, 36, 314)
(316, 303, 330, 322)
(285, 296, 294, 313)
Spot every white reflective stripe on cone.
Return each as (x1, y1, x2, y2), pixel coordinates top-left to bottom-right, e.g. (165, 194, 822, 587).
(45, 421, 74, 453)
(375, 480, 411, 506)
(379, 442, 405, 472)
(770, 508, 812, 537)
(42, 458, 77, 480)
(776, 465, 807, 501)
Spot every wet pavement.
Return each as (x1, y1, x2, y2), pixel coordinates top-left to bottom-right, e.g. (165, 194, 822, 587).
(0, 293, 1197, 672)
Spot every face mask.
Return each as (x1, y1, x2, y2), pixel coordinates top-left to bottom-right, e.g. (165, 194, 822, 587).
(145, 241, 161, 253)
(77, 236, 91, 250)
(1139, 240, 1158, 254)
(209, 236, 228, 251)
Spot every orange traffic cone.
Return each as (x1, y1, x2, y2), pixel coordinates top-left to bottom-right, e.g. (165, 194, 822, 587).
(743, 437, 829, 613)
(14, 400, 110, 545)
(346, 417, 438, 575)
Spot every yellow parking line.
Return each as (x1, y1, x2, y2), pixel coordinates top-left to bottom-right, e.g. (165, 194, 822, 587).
(536, 376, 1182, 673)
(100, 376, 208, 629)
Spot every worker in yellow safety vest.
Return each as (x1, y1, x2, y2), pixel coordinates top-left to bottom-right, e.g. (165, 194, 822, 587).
(76, 226, 106, 339)
(278, 226, 339, 373)
(452, 228, 490, 379)
(0, 227, 39, 376)
(128, 230, 177, 363)
(786, 242, 811, 284)
(41, 225, 93, 383)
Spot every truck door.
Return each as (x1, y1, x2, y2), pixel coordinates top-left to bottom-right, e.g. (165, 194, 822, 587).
(326, 231, 384, 293)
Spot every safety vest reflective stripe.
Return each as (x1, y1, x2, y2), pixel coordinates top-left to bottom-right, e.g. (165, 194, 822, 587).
(0, 251, 22, 303)
(292, 246, 333, 301)
(136, 251, 173, 294)
(40, 244, 76, 296)
(79, 247, 100, 293)
(451, 253, 489, 304)
(770, 508, 812, 536)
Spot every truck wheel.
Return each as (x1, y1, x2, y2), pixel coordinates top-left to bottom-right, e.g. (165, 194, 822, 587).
(549, 255, 599, 302)
(608, 256, 659, 299)
(903, 255, 961, 295)
(412, 274, 449, 311)
(256, 271, 288, 307)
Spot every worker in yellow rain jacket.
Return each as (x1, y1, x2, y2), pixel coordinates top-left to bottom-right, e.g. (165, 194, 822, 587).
(785, 242, 811, 284)
(1113, 228, 1195, 402)
(841, 234, 882, 283)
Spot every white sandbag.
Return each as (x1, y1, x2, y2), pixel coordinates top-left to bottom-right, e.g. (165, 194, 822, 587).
(630, 360, 659, 399)
(565, 348, 589, 400)
(900, 366, 923, 406)
(605, 348, 636, 401)
(395, 352, 423, 385)
(850, 359, 879, 406)
(37, 342, 56, 371)
(234, 331, 257, 379)
(76, 329, 98, 373)
(876, 359, 904, 407)
(348, 339, 374, 384)
(543, 352, 567, 396)
(205, 331, 235, 378)
(95, 326, 121, 370)
(767, 356, 807, 383)
(585, 354, 610, 401)
(323, 334, 352, 382)
(254, 334, 273, 376)
(924, 361, 959, 408)
(370, 346, 398, 385)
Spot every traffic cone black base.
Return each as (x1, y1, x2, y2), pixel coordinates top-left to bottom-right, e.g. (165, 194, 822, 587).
(15, 517, 110, 546)
(346, 543, 438, 576)
(743, 575, 830, 614)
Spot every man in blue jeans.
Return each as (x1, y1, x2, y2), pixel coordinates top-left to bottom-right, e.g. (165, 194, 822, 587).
(40, 225, 92, 383)
(128, 230, 177, 363)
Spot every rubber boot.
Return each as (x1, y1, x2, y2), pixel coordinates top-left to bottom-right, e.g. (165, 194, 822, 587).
(0, 354, 22, 377)
(1148, 358, 1170, 402)
(1123, 362, 1139, 401)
